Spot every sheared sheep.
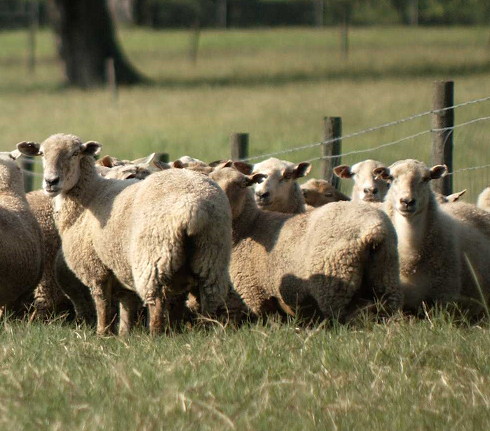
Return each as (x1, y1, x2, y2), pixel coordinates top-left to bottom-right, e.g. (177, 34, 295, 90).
(249, 157, 311, 214)
(334, 159, 389, 203)
(374, 160, 490, 316)
(0, 152, 43, 311)
(301, 178, 350, 209)
(208, 163, 402, 323)
(17, 134, 232, 336)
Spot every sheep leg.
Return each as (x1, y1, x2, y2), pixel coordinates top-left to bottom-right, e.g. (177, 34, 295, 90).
(148, 294, 164, 336)
(117, 289, 140, 336)
(92, 277, 114, 336)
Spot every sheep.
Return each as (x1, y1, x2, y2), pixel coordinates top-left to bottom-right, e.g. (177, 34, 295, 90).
(248, 157, 311, 214)
(477, 186, 490, 212)
(434, 189, 466, 205)
(17, 133, 233, 336)
(300, 178, 350, 209)
(334, 159, 389, 203)
(374, 159, 490, 316)
(0, 152, 43, 311)
(96, 153, 167, 179)
(208, 163, 402, 323)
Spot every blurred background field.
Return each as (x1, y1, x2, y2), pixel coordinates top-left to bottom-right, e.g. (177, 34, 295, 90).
(1, 25, 490, 199)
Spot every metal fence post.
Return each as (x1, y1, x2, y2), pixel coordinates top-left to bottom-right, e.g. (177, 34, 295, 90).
(431, 81, 454, 196)
(321, 117, 342, 189)
(230, 133, 249, 161)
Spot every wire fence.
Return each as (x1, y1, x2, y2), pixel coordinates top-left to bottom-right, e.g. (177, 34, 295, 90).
(18, 90, 490, 202)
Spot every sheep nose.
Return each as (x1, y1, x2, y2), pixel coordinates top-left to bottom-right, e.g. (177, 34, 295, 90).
(256, 191, 270, 200)
(364, 187, 378, 195)
(400, 197, 415, 207)
(45, 176, 60, 187)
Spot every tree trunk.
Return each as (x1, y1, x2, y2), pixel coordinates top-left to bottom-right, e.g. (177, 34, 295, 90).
(50, 0, 145, 88)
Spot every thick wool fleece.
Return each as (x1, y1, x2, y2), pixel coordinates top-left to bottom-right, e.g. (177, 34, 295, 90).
(0, 158, 43, 305)
(55, 156, 232, 318)
(211, 168, 402, 321)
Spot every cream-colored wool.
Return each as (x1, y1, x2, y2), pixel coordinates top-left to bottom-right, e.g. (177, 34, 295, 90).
(251, 157, 311, 214)
(375, 159, 490, 315)
(301, 178, 350, 210)
(477, 187, 490, 212)
(334, 159, 389, 203)
(18, 134, 232, 336)
(209, 166, 402, 322)
(0, 154, 43, 307)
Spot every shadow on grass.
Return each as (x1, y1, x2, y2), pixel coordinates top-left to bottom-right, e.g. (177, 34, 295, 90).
(2, 60, 490, 94)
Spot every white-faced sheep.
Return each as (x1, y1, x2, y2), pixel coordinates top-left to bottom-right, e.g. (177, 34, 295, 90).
(374, 159, 490, 316)
(301, 178, 350, 209)
(0, 152, 43, 310)
(17, 134, 232, 336)
(249, 157, 311, 214)
(208, 163, 402, 323)
(334, 159, 389, 203)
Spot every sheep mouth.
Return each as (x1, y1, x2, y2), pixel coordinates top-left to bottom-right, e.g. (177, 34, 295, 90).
(398, 207, 417, 216)
(43, 187, 61, 197)
(257, 200, 272, 208)
(363, 196, 382, 203)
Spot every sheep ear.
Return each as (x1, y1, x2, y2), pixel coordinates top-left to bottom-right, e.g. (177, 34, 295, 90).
(446, 189, 466, 202)
(98, 155, 114, 168)
(208, 159, 226, 168)
(17, 141, 41, 157)
(132, 153, 155, 165)
(292, 162, 311, 179)
(153, 161, 171, 170)
(373, 166, 392, 181)
(430, 165, 448, 180)
(333, 165, 353, 179)
(81, 141, 101, 157)
(245, 173, 267, 187)
(233, 161, 253, 175)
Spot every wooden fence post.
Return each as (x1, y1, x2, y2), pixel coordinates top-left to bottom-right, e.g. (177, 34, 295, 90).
(230, 133, 249, 161)
(20, 156, 34, 193)
(431, 81, 454, 196)
(321, 117, 342, 189)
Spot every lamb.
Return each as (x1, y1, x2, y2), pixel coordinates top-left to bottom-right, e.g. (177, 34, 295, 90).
(301, 178, 350, 209)
(477, 186, 490, 212)
(96, 153, 166, 179)
(208, 163, 402, 323)
(249, 157, 311, 214)
(17, 133, 233, 336)
(334, 159, 389, 203)
(0, 152, 43, 310)
(374, 159, 490, 315)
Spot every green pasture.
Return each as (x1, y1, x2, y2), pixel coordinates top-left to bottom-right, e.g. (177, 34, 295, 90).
(1, 26, 490, 429)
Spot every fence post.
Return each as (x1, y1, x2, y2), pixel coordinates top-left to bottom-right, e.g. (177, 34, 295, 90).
(230, 133, 249, 161)
(28, 0, 39, 74)
(155, 153, 169, 164)
(431, 81, 454, 196)
(20, 156, 34, 193)
(321, 117, 342, 189)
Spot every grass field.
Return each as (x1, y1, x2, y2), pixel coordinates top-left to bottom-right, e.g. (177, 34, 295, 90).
(1, 26, 490, 429)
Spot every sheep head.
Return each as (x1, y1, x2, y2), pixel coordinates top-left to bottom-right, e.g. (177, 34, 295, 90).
(251, 157, 310, 212)
(301, 179, 350, 207)
(374, 159, 447, 218)
(334, 159, 389, 203)
(17, 133, 101, 197)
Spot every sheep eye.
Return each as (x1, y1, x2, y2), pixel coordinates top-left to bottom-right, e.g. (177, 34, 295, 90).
(72, 151, 80, 157)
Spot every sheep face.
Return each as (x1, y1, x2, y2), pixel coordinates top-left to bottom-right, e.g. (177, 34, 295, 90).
(210, 166, 266, 219)
(17, 134, 101, 197)
(301, 179, 350, 207)
(251, 158, 310, 211)
(334, 159, 389, 203)
(374, 159, 447, 218)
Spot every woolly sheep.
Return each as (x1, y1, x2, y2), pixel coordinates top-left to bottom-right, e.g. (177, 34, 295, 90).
(334, 159, 389, 203)
(250, 157, 311, 214)
(301, 178, 350, 209)
(208, 163, 402, 323)
(18, 134, 233, 336)
(477, 186, 490, 212)
(0, 152, 43, 309)
(374, 159, 490, 315)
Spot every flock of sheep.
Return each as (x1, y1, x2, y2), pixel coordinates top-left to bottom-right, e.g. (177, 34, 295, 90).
(2, 132, 490, 336)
